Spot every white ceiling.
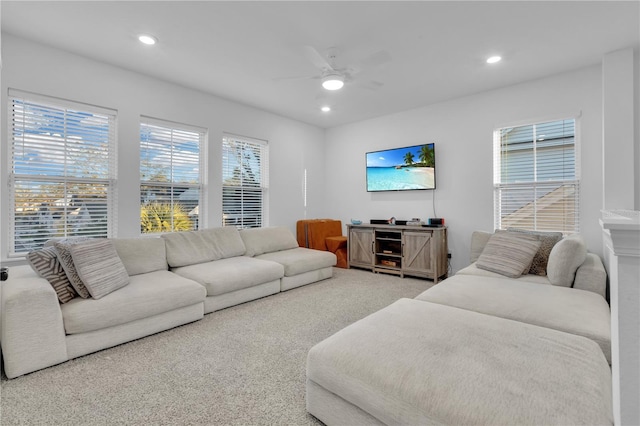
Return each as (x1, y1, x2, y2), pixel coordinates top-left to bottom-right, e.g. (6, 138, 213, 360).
(2, 1, 639, 128)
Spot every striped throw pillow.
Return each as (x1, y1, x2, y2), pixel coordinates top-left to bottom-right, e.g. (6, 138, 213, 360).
(476, 232, 541, 278)
(507, 228, 563, 276)
(27, 247, 78, 303)
(70, 239, 130, 299)
(53, 237, 93, 298)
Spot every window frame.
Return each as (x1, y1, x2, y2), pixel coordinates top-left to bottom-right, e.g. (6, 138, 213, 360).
(139, 116, 206, 234)
(493, 115, 581, 235)
(222, 133, 269, 229)
(7, 89, 118, 256)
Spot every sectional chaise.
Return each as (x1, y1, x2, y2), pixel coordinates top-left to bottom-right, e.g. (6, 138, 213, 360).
(307, 229, 613, 425)
(1, 226, 336, 379)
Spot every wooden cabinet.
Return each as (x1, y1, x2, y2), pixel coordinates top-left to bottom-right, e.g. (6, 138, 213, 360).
(347, 224, 448, 282)
(348, 226, 374, 268)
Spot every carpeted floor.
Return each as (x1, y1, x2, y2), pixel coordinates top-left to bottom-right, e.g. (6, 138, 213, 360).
(0, 267, 435, 425)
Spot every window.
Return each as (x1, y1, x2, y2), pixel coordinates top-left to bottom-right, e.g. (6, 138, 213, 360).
(494, 118, 579, 234)
(9, 90, 116, 255)
(222, 134, 269, 228)
(140, 118, 205, 234)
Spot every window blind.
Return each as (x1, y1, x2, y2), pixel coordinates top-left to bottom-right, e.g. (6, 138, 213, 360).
(140, 118, 205, 234)
(222, 134, 269, 228)
(9, 90, 117, 255)
(494, 119, 579, 234)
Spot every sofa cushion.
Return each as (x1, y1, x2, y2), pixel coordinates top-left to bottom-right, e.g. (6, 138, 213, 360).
(162, 227, 246, 268)
(307, 298, 612, 426)
(112, 237, 167, 276)
(415, 274, 611, 363)
(469, 230, 492, 263)
(27, 247, 77, 303)
(547, 234, 587, 287)
(507, 228, 563, 275)
(256, 247, 336, 276)
(456, 263, 552, 285)
(161, 230, 217, 268)
(476, 231, 541, 278)
(240, 226, 299, 257)
(172, 256, 284, 296)
(52, 237, 93, 298)
(61, 270, 206, 334)
(199, 227, 246, 259)
(70, 239, 130, 299)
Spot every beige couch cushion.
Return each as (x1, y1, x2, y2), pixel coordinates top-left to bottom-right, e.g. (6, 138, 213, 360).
(547, 234, 587, 287)
(456, 263, 552, 285)
(256, 247, 336, 276)
(476, 231, 541, 278)
(240, 226, 299, 257)
(307, 298, 612, 425)
(469, 230, 492, 263)
(171, 256, 283, 296)
(70, 239, 130, 299)
(415, 274, 611, 363)
(162, 227, 247, 267)
(113, 237, 167, 276)
(507, 228, 563, 275)
(61, 270, 206, 334)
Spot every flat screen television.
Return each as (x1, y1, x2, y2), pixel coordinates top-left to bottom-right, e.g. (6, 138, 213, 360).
(366, 143, 436, 192)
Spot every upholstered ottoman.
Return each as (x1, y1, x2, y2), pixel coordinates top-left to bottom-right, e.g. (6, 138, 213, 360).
(306, 299, 612, 425)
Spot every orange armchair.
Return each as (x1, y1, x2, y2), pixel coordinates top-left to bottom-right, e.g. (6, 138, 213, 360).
(296, 219, 348, 268)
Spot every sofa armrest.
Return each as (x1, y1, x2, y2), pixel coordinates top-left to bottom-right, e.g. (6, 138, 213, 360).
(1, 269, 68, 378)
(573, 253, 607, 299)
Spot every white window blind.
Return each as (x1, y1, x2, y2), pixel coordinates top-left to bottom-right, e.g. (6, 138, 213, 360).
(140, 118, 205, 234)
(222, 134, 269, 228)
(9, 90, 117, 255)
(494, 118, 579, 234)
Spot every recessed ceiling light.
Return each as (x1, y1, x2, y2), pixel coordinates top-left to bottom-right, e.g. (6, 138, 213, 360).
(321, 106, 331, 112)
(138, 34, 157, 45)
(486, 56, 502, 64)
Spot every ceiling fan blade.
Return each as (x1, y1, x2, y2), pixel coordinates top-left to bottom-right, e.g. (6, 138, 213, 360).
(304, 45, 335, 71)
(355, 80, 384, 91)
(351, 50, 392, 74)
(273, 74, 316, 82)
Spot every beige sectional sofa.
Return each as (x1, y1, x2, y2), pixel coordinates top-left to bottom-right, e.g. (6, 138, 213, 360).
(1, 226, 336, 379)
(307, 230, 613, 425)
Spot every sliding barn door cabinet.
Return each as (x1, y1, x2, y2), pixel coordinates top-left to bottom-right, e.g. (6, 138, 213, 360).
(347, 224, 448, 282)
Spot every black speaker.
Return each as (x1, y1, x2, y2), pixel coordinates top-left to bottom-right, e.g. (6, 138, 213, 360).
(370, 219, 388, 224)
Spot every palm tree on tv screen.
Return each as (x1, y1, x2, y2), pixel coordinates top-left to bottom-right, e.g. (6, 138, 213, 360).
(419, 144, 434, 167)
(403, 152, 414, 166)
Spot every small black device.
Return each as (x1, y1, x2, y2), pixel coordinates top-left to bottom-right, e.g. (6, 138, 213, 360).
(1, 267, 8, 281)
(428, 218, 445, 226)
(370, 219, 389, 224)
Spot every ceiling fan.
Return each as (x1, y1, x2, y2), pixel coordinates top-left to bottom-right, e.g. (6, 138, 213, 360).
(276, 46, 391, 91)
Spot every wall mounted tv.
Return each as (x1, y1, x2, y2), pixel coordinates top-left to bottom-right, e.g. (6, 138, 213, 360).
(366, 143, 436, 192)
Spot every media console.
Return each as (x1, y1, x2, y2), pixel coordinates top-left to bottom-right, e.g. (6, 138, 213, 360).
(346, 223, 448, 282)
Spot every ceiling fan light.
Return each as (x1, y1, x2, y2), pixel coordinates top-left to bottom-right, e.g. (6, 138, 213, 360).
(138, 34, 157, 45)
(322, 75, 344, 90)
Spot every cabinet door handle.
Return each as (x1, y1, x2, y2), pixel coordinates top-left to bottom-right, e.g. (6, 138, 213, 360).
(371, 241, 375, 254)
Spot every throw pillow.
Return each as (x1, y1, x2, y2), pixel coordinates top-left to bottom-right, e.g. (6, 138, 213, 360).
(507, 228, 563, 276)
(476, 231, 542, 278)
(53, 237, 93, 298)
(70, 239, 130, 299)
(546, 234, 587, 287)
(27, 247, 78, 303)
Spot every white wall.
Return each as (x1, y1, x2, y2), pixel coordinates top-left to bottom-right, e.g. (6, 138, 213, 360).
(325, 65, 604, 273)
(0, 34, 326, 264)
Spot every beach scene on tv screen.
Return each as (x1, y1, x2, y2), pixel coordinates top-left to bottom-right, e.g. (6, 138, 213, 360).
(366, 144, 435, 191)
